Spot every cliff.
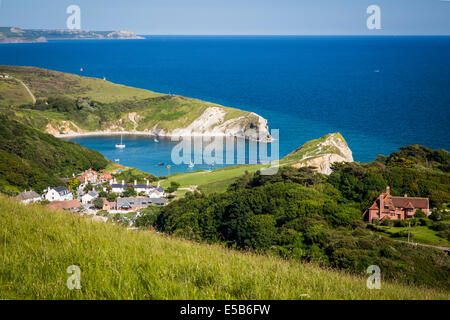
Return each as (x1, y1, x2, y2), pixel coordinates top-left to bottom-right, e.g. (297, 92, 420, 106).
(282, 132, 353, 174)
(0, 27, 144, 43)
(0, 65, 271, 141)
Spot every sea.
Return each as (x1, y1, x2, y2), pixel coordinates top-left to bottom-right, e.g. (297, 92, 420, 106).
(1, 36, 449, 176)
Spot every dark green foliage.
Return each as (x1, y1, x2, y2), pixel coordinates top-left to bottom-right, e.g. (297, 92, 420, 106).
(0, 115, 108, 193)
(135, 207, 162, 229)
(166, 181, 180, 193)
(106, 193, 118, 202)
(329, 160, 450, 209)
(92, 198, 104, 209)
(387, 145, 450, 172)
(415, 209, 426, 218)
(156, 167, 450, 290)
(123, 187, 137, 197)
(112, 170, 157, 185)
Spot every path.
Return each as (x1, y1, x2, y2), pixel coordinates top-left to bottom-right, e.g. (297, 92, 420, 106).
(395, 239, 450, 253)
(13, 76, 36, 104)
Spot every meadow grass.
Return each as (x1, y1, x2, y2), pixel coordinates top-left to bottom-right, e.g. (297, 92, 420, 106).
(381, 225, 450, 247)
(160, 164, 266, 193)
(0, 196, 448, 300)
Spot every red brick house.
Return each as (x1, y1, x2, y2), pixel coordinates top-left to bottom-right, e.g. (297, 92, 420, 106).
(364, 186, 429, 222)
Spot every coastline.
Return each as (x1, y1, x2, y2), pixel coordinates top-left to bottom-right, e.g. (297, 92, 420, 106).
(56, 131, 274, 142)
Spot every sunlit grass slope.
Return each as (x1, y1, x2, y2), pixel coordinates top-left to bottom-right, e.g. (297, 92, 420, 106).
(0, 197, 448, 300)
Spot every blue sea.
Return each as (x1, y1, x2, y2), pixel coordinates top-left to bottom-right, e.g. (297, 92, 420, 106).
(1, 36, 449, 176)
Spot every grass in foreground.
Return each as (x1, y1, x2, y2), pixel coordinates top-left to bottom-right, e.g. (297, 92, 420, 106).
(0, 197, 448, 300)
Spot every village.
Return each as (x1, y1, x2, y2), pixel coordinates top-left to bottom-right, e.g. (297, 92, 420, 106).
(14, 168, 168, 226)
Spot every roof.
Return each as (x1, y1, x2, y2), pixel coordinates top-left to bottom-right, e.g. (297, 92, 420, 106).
(370, 192, 429, 212)
(53, 186, 69, 195)
(391, 196, 428, 209)
(16, 191, 41, 200)
(150, 198, 167, 205)
(111, 184, 128, 188)
(88, 191, 98, 197)
(134, 184, 153, 189)
(117, 197, 152, 208)
(46, 200, 81, 211)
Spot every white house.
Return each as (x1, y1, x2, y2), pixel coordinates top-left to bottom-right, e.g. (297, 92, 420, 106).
(148, 187, 165, 198)
(133, 180, 165, 198)
(44, 186, 73, 202)
(81, 190, 98, 204)
(16, 190, 41, 204)
(110, 179, 128, 194)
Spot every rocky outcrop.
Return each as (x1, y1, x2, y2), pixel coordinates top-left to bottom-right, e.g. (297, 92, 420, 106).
(283, 133, 353, 175)
(50, 107, 272, 142)
(169, 108, 271, 141)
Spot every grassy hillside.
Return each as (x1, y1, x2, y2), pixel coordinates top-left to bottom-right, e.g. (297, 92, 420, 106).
(157, 166, 450, 291)
(161, 133, 351, 195)
(0, 65, 252, 134)
(0, 196, 448, 300)
(0, 115, 108, 194)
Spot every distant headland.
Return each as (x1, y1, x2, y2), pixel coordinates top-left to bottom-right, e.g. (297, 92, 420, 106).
(0, 27, 144, 44)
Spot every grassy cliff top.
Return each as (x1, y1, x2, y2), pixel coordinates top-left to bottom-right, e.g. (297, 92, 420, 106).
(0, 65, 252, 134)
(0, 65, 164, 103)
(282, 132, 350, 163)
(1, 196, 447, 300)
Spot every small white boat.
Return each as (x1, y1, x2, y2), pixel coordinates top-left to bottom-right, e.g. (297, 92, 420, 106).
(115, 134, 126, 149)
(114, 159, 120, 163)
(154, 136, 159, 143)
(188, 162, 195, 168)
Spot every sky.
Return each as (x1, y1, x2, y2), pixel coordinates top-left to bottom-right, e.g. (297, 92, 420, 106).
(0, 0, 449, 35)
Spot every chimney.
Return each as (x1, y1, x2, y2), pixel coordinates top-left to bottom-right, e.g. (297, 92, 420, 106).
(122, 180, 125, 186)
(379, 194, 384, 216)
(134, 179, 137, 186)
(386, 186, 390, 194)
(146, 179, 149, 186)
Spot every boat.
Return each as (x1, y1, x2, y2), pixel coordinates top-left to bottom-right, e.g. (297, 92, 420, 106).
(115, 134, 126, 149)
(157, 162, 164, 166)
(114, 159, 120, 163)
(154, 136, 159, 143)
(188, 162, 195, 168)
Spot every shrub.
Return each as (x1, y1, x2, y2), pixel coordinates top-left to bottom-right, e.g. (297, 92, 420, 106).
(414, 209, 427, 218)
(431, 222, 450, 232)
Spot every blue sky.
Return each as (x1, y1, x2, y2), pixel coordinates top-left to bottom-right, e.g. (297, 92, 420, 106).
(1, 0, 449, 35)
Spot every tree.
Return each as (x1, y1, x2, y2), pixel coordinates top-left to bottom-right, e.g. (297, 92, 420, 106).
(68, 178, 81, 191)
(123, 187, 137, 197)
(92, 198, 104, 209)
(99, 191, 108, 198)
(107, 192, 118, 202)
(414, 209, 426, 218)
(166, 181, 180, 193)
(83, 183, 93, 193)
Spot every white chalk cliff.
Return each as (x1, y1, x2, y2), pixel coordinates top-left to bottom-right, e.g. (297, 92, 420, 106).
(283, 133, 353, 175)
(49, 106, 272, 142)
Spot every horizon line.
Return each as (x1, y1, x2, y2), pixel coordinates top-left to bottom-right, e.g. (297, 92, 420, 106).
(138, 34, 450, 36)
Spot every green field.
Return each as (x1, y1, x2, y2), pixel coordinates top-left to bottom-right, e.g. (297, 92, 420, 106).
(0, 196, 448, 300)
(380, 225, 450, 247)
(161, 164, 266, 193)
(161, 133, 348, 194)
